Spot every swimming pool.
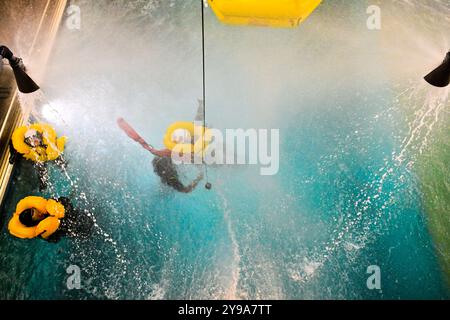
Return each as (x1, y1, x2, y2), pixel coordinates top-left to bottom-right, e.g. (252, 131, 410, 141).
(0, 0, 449, 299)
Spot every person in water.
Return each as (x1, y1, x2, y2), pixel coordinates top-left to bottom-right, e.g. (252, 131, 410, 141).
(19, 207, 48, 227)
(9, 124, 67, 191)
(152, 156, 204, 193)
(117, 101, 205, 193)
(11, 196, 94, 242)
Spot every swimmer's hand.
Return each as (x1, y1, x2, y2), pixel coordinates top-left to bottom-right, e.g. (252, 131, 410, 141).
(182, 173, 204, 193)
(195, 173, 204, 183)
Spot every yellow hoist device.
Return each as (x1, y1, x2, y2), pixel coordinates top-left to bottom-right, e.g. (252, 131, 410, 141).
(208, 0, 322, 28)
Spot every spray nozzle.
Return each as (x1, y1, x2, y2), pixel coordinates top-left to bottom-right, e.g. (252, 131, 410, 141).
(424, 51, 450, 88)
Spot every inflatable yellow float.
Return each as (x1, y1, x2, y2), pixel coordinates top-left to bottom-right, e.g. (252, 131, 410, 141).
(8, 196, 65, 239)
(163, 122, 212, 155)
(11, 123, 66, 163)
(208, 0, 322, 28)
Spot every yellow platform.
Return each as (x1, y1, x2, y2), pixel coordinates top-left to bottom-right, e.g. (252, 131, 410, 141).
(208, 0, 322, 28)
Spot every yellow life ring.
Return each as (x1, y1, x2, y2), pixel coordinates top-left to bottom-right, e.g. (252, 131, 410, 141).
(8, 196, 65, 240)
(163, 122, 212, 155)
(35, 217, 61, 239)
(11, 123, 66, 163)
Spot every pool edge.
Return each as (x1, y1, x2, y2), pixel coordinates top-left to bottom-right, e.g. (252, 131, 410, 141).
(0, 0, 68, 206)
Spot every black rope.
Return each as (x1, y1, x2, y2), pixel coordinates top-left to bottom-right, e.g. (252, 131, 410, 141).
(201, 0, 206, 130)
(201, 0, 210, 188)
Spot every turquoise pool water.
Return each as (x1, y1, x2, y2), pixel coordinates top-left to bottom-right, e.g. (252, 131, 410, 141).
(0, 0, 449, 299)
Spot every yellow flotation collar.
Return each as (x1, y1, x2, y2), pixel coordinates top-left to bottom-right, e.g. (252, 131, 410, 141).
(163, 122, 212, 155)
(8, 196, 65, 240)
(11, 123, 66, 163)
(208, 0, 322, 28)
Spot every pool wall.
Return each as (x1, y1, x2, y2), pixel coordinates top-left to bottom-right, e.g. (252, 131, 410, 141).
(0, 0, 68, 204)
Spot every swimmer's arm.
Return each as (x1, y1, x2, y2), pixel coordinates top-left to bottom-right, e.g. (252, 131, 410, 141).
(181, 173, 204, 193)
(144, 145, 172, 158)
(8, 140, 21, 164)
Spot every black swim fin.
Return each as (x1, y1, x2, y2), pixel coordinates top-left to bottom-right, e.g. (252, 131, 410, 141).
(11, 60, 40, 94)
(424, 51, 450, 88)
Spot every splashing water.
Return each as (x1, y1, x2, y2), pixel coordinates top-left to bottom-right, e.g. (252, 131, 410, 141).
(0, 0, 449, 299)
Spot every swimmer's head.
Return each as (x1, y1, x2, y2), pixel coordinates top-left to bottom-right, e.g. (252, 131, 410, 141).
(172, 129, 192, 144)
(24, 129, 43, 147)
(19, 208, 46, 227)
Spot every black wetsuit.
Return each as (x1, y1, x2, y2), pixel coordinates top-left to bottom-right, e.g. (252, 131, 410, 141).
(46, 197, 94, 243)
(152, 157, 198, 193)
